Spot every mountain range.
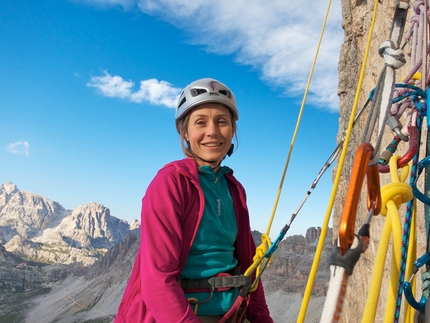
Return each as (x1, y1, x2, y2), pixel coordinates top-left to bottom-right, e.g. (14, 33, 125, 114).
(0, 182, 333, 322)
(0, 182, 139, 266)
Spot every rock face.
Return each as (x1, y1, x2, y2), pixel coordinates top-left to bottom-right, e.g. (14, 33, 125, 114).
(335, 1, 428, 322)
(262, 227, 332, 298)
(0, 182, 138, 266)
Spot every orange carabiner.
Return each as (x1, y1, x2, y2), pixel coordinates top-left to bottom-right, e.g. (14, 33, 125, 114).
(338, 143, 381, 254)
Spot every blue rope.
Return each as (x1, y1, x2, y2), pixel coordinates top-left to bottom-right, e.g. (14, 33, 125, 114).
(394, 90, 427, 322)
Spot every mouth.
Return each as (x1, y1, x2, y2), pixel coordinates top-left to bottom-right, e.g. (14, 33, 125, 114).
(203, 142, 222, 147)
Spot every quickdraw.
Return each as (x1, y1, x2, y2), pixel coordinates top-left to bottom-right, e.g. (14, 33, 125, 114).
(338, 143, 381, 254)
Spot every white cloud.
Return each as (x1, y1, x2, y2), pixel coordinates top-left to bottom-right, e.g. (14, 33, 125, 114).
(130, 79, 181, 108)
(133, 0, 343, 111)
(81, 0, 343, 111)
(87, 72, 133, 99)
(7, 140, 30, 156)
(87, 71, 181, 108)
(70, 0, 136, 10)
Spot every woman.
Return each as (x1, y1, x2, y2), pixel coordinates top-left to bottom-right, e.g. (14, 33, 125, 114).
(115, 78, 273, 323)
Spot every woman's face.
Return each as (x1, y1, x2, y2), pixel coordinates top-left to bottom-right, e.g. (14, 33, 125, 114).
(184, 103, 235, 168)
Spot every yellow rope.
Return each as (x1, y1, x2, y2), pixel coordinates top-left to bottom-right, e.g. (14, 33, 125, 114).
(360, 156, 413, 322)
(297, 0, 380, 320)
(245, 0, 334, 291)
(263, 0, 333, 236)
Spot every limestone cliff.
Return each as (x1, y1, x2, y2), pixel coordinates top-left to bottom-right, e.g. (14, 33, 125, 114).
(335, 0, 428, 322)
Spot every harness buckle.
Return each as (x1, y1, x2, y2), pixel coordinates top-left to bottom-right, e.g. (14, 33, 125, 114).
(179, 271, 251, 305)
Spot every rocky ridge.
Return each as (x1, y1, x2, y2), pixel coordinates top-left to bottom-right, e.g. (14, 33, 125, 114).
(0, 182, 139, 266)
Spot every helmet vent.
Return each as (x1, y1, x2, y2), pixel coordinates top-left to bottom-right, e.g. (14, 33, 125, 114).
(219, 90, 232, 98)
(190, 88, 207, 97)
(177, 97, 186, 109)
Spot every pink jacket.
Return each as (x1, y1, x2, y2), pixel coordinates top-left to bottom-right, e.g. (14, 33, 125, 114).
(115, 158, 273, 322)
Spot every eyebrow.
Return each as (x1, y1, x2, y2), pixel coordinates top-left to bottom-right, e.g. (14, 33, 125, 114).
(191, 113, 230, 119)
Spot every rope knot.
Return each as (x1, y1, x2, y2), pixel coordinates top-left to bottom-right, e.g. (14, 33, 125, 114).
(379, 182, 413, 216)
(254, 234, 271, 260)
(378, 40, 406, 69)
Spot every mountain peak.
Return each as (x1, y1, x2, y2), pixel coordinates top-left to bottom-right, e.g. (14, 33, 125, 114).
(0, 183, 138, 266)
(2, 182, 18, 195)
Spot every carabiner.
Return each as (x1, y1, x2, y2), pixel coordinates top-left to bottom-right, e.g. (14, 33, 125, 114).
(339, 143, 382, 255)
(403, 252, 430, 312)
(387, 115, 409, 142)
(411, 155, 430, 205)
(379, 125, 419, 173)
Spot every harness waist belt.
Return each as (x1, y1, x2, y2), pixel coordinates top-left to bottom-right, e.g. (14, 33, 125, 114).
(179, 274, 251, 291)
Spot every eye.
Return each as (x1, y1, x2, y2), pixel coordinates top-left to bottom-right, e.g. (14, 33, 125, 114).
(218, 119, 228, 125)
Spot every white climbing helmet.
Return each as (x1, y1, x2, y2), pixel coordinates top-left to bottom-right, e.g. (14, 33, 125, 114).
(175, 78, 239, 131)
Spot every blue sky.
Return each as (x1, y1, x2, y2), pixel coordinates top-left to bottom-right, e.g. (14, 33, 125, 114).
(1, 0, 342, 238)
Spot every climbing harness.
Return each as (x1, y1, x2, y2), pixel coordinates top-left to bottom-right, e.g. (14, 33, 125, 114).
(180, 267, 253, 322)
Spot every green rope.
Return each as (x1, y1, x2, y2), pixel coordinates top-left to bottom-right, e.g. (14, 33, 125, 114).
(422, 271, 430, 300)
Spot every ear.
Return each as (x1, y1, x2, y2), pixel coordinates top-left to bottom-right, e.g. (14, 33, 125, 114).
(180, 124, 189, 141)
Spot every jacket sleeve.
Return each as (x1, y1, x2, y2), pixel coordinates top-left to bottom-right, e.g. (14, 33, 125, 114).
(139, 168, 200, 322)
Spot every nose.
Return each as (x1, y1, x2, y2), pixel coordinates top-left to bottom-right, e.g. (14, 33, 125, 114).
(207, 121, 219, 136)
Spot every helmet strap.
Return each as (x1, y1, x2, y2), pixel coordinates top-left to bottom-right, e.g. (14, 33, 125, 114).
(227, 144, 234, 157)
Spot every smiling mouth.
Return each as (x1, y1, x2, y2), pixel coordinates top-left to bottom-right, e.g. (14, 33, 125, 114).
(203, 143, 222, 147)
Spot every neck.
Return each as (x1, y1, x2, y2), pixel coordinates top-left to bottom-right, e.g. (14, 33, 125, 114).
(192, 154, 223, 172)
